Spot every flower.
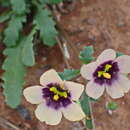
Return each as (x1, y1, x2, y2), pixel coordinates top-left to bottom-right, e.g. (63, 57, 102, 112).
(23, 69, 85, 125)
(81, 49, 130, 99)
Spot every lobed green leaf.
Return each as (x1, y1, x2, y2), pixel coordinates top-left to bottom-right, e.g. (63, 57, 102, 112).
(39, 0, 63, 4)
(58, 69, 80, 80)
(34, 7, 58, 46)
(2, 40, 26, 108)
(11, 0, 26, 14)
(79, 46, 94, 64)
(4, 15, 26, 47)
(22, 28, 36, 66)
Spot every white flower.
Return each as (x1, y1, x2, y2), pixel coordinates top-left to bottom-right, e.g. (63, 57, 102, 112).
(23, 69, 85, 125)
(81, 49, 130, 99)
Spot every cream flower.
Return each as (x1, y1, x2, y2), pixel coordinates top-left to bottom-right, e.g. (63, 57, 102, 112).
(81, 49, 130, 99)
(23, 69, 85, 125)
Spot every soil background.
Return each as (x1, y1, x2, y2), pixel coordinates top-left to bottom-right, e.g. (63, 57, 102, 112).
(0, 0, 130, 130)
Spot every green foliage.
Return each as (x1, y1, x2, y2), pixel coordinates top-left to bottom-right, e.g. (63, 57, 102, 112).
(39, 0, 63, 4)
(0, 0, 10, 7)
(58, 69, 80, 80)
(79, 46, 94, 64)
(0, 11, 12, 23)
(34, 7, 58, 46)
(1, 0, 62, 108)
(2, 42, 26, 108)
(80, 93, 93, 129)
(48, 0, 63, 4)
(116, 52, 123, 57)
(22, 28, 36, 66)
(4, 15, 26, 47)
(2, 28, 36, 108)
(3, 28, 36, 108)
(107, 101, 118, 110)
(11, 0, 26, 14)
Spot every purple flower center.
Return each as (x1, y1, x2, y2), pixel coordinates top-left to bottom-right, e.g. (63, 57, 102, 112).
(42, 83, 72, 110)
(93, 60, 119, 85)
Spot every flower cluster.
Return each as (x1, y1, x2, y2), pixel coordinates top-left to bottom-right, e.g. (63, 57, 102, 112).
(23, 49, 130, 125)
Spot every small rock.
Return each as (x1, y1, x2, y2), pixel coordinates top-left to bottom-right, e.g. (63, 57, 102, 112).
(117, 19, 125, 27)
(88, 32, 96, 41)
(16, 105, 31, 120)
(87, 18, 96, 25)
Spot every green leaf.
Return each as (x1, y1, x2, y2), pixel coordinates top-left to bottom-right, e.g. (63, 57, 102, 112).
(34, 7, 58, 46)
(4, 15, 26, 47)
(22, 28, 36, 66)
(0, 0, 10, 7)
(11, 0, 26, 14)
(58, 69, 80, 80)
(39, 0, 63, 4)
(2, 39, 26, 108)
(48, 0, 63, 4)
(116, 52, 123, 57)
(79, 46, 94, 64)
(80, 93, 93, 129)
(0, 11, 12, 23)
(107, 101, 118, 110)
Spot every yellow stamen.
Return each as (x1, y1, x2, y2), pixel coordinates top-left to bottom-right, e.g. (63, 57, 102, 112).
(105, 64, 112, 72)
(50, 87, 68, 99)
(53, 95, 59, 101)
(62, 92, 67, 98)
(103, 72, 111, 79)
(98, 71, 104, 77)
(50, 87, 57, 92)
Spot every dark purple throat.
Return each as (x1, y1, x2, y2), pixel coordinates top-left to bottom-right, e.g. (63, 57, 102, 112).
(93, 60, 119, 86)
(42, 83, 72, 110)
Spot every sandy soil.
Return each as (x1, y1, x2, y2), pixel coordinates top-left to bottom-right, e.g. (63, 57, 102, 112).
(0, 0, 130, 129)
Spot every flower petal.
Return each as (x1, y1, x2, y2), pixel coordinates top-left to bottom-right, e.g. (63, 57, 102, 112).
(80, 62, 97, 80)
(65, 81, 84, 101)
(23, 86, 43, 104)
(115, 55, 130, 73)
(97, 49, 116, 64)
(106, 81, 124, 99)
(62, 102, 85, 121)
(118, 75, 130, 93)
(35, 103, 62, 125)
(86, 80, 105, 99)
(40, 69, 62, 86)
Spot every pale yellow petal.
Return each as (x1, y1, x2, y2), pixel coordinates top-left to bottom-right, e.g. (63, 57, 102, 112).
(115, 55, 130, 73)
(106, 81, 124, 99)
(65, 81, 84, 101)
(97, 49, 116, 64)
(62, 102, 85, 121)
(80, 62, 97, 80)
(23, 86, 43, 104)
(118, 75, 130, 93)
(40, 69, 62, 86)
(86, 80, 105, 99)
(35, 103, 62, 125)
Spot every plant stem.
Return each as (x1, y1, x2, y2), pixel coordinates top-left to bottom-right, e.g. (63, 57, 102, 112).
(88, 100, 96, 130)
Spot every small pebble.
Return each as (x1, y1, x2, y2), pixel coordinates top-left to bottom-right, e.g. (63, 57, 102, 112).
(87, 18, 96, 25)
(16, 105, 31, 120)
(117, 19, 125, 27)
